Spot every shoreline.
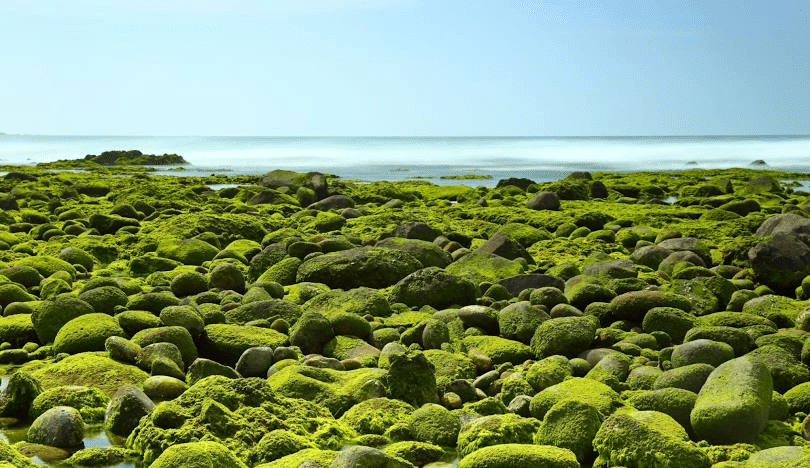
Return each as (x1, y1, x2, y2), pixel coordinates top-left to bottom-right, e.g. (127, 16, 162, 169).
(0, 165, 809, 466)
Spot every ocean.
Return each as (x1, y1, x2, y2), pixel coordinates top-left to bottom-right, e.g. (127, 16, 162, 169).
(1, 135, 808, 186)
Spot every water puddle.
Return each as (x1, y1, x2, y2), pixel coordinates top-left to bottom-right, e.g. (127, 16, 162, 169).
(0, 374, 136, 467)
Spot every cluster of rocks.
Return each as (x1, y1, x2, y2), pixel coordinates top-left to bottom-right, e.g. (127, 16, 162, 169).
(0, 166, 809, 466)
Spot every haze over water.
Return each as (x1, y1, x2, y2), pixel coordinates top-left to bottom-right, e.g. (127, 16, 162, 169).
(1, 135, 809, 185)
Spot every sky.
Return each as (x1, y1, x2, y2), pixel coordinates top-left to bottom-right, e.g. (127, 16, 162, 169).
(0, 0, 808, 136)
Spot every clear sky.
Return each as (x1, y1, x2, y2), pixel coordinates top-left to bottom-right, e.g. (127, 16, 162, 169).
(1, 0, 808, 136)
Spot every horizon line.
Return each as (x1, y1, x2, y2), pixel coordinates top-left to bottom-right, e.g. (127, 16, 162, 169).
(2, 133, 809, 138)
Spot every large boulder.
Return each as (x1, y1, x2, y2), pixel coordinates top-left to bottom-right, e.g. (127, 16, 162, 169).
(53, 313, 126, 355)
(531, 315, 597, 359)
(105, 384, 155, 437)
(749, 232, 810, 295)
(459, 444, 578, 468)
(200, 324, 287, 367)
(593, 409, 709, 467)
(150, 441, 248, 468)
(27, 406, 85, 448)
(31, 296, 94, 344)
(690, 355, 772, 444)
(297, 247, 422, 289)
(375, 237, 452, 268)
(388, 267, 476, 309)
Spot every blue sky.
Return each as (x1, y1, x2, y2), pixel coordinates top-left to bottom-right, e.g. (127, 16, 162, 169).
(1, 0, 808, 136)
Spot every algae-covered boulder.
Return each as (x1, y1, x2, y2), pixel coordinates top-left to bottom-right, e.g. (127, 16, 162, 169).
(27, 406, 85, 448)
(457, 413, 541, 458)
(157, 238, 220, 266)
(526, 355, 573, 392)
(611, 290, 692, 322)
(384, 348, 438, 407)
(30, 385, 110, 422)
(254, 448, 338, 468)
(267, 364, 387, 416)
(249, 429, 316, 466)
(105, 384, 155, 437)
(297, 247, 422, 289)
(749, 233, 810, 295)
(383, 441, 444, 467)
(330, 445, 414, 468)
(671, 339, 735, 368)
(531, 315, 597, 358)
(208, 262, 246, 293)
(303, 287, 392, 318)
(534, 399, 602, 464)
(627, 387, 698, 435)
(0, 314, 38, 347)
(200, 324, 287, 367)
(129, 376, 357, 465)
(388, 267, 477, 309)
(445, 252, 525, 284)
(642, 306, 698, 343)
(289, 311, 334, 355)
(16, 255, 76, 280)
(78, 285, 129, 314)
(25, 352, 148, 397)
(53, 313, 126, 355)
(593, 409, 710, 467)
(497, 301, 549, 344)
(459, 444, 578, 468)
(63, 447, 139, 467)
(408, 403, 460, 446)
(653, 363, 715, 394)
(0, 372, 42, 419)
(0, 283, 35, 309)
(31, 296, 95, 344)
(375, 237, 452, 268)
(0, 439, 39, 467)
(225, 299, 302, 325)
(170, 271, 209, 297)
(462, 335, 532, 366)
(691, 355, 773, 444)
(150, 441, 247, 468)
(529, 377, 620, 420)
(131, 326, 198, 367)
(339, 397, 415, 435)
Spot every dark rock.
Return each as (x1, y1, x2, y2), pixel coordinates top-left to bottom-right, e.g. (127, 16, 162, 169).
(496, 178, 535, 190)
(475, 232, 534, 264)
(388, 267, 477, 309)
(498, 274, 565, 296)
(28, 406, 84, 448)
(307, 195, 354, 211)
(527, 192, 561, 211)
(105, 384, 154, 437)
(382, 221, 442, 242)
(749, 232, 810, 295)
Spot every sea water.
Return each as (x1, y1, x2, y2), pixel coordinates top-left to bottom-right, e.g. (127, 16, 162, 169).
(1, 135, 808, 186)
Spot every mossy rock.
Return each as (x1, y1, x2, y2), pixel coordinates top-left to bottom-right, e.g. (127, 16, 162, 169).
(149, 441, 248, 468)
(200, 324, 288, 367)
(534, 399, 602, 464)
(131, 326, 198, 367)
(116, 310, 162, 336)
(626, 387, 698, 435)
(593, 409, 710, 467)
(408, 403, 460, 447)
(170, 271, 209, 297)
(323, 335, 379, 367)
(423, 349, 477, 393)
(653, 363, 715, 394)
(253, 448, 338, 468)
(63, 447, 138, 467)
(529, 377, 620, 420)
(531, 315, 598, 359)
(375, 237, 452, 268)
(747, 344, 810, 393)
(23, 352, 148, 397)
(458, 444, 579, 468)
(388, 267, 477, 309)
(78, 285, 129, 314)
(0, 314, 38, 347)
(642, 306, 698, 343)
(289, 311, 334, 355)
(445, 252, 525, 284)
(497, 301, 549, 345)
(126, 291, 181, 314)
(266, 364, 387, 416)
(671, 339, 735, 368)
(0, 284, 36, 312)
(0, 372, 42, 419)
(383, 348, 438, 407)
(225, 299, 302, 325)
(525, 355, 573, 392)
(248, 429, 316, 466)
(339, 397, 415, 435)
(611, 290, 692, 322)
(297, 247, 422, 289)
(156, 238, 220, 266)
(15, 255, 76, 280)
(256, 257, 302, 286)
(691, 355, 773, 444)
(462, 335, 532, 366)
(30, 385, 109, 422)
(53, 313, 126, 355)
(383, 441, 444, 467)
(457, 413, 541, 458)
(303, 287, 392, 318)
(31, 296, 95, 344)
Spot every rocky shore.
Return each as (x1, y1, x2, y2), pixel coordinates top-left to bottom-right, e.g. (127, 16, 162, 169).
(0, 164, 810, 467)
